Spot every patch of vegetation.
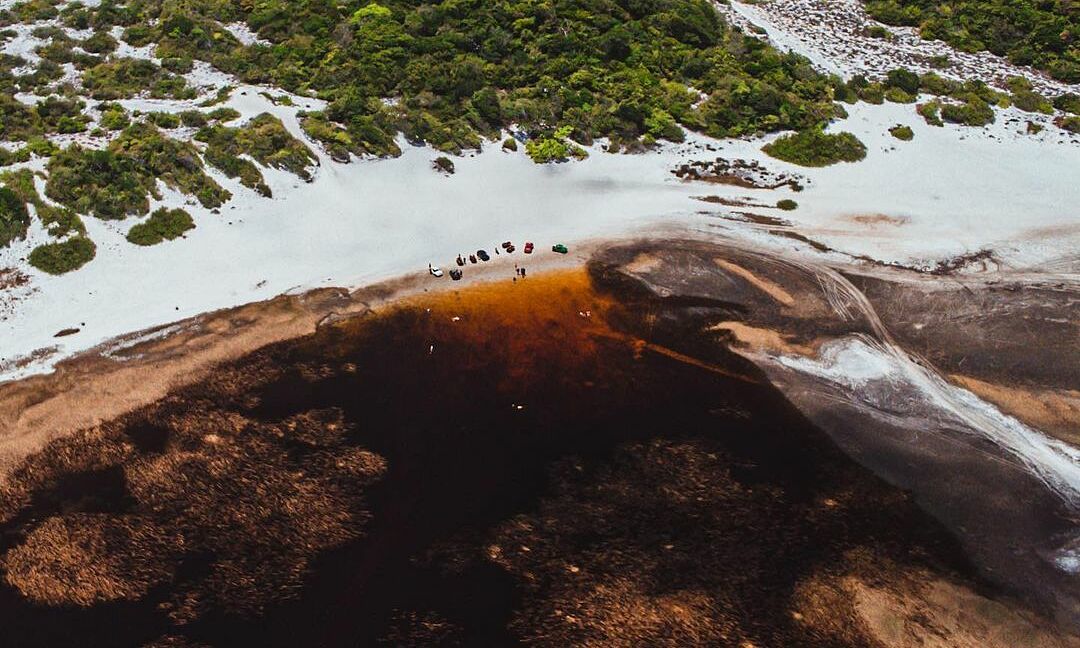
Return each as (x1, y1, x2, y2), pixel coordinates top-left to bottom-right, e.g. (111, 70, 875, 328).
(889, 124, 914, 140)
(525, 125, 588, 163)
(195, 113, 316, 195)
(501, 137, 518, 152)
(432, 155, 455, 174)
(0, 185, 30, 247)
(46, 123, 229, 219)
(28, 236, 96, 274)
(776, 198, 798, 210)
(1054, 93, 1080, 115)
(865, 0, 1079, 82)
(1, 168, 84, 237)
(82, 58, 195, 100)
(62, 0, 850, 157)
(918, 100, 944, 126)
(146, 112, 182, 129)
(865, 24, 893, 39)
(940, 96, 995, 126)
(1057, 115, 1080, 133)
(126, 207, 195, 245)
(762, 128, 867, 166)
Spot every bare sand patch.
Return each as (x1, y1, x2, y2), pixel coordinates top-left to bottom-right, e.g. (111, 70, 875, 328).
(952, 374, 1080, 445)
(849, 213, 910, 227)
(623, 253, 663, 274)
(707, 321, 814, 356)
(713, 258, 795, 306)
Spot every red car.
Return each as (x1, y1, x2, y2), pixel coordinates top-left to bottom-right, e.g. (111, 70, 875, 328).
(524, 242, 534, 254)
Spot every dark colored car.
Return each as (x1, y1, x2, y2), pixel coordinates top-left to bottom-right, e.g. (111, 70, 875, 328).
(477, 250, 491, 261)
(450, 269, 463, 281)
(456, 255, 465, 266)
(524, 242, 534, 254)
(501, 241, 512, 250)
(552, 243, 568, 254)
(469, 254, 477, 264)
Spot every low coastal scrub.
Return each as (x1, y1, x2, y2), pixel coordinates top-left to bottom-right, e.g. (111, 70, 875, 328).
(762, 128, 867, 166)
(40, 0, 850, 157)
(0, 186, 30, 247)
(126, 207, 195, 246)
(865, 0, 1079, 82)
(776, 199, 798, 210)
(46, 123, 230, 220)
(432, 156, 455, 174)
(889, 124, 914, 140)
(1, 168, 84, 238)
(28, 236, 96, 274)
(82, 58, 195, 100)
(197, 113, 316, 189)
(525, 126, 588, 163)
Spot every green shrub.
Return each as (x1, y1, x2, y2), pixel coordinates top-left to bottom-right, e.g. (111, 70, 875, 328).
(776, 199, 798, 210)
(179, 110, 208, 128)
(28, 236, 96, 274)
(1054, 94, 1080, 115)
(889, 124, 914, 140)
(1058, 116, 1080, 134)
(501, 137, 518, 152)
(1011, 90, 1053, 114)
(884, 87, 915, 103)
(865, 25, 892, 39)
(885, 68, 920, 95)
(147, 112, 182, 128)
(866, 0, 1079, 82)
(525, 126, 588, 163)
(762, 128, 867, 166)
(196, 113, 317, 185)
(126, 207, 195, 245)
(99, 105, 130, 130)
(46, 123, 229, 219)
(0, 186, 30, 247)
(940, 97, 995, 126)
(918, 101, 944, 126)
(432, 156, 455, 174)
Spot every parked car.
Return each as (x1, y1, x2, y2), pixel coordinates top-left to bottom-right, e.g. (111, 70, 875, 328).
(501, 241, 512, 250)
(450, 269, 463, 281)
(469, 254, 477, 264)
(477, 249, 491, 261)
(506, 244, 515, 253)
(456, 255, 465, 266)
(524, 242, 534, 254)
(552, 243, 568, 254)
(429, 265, 444, 277)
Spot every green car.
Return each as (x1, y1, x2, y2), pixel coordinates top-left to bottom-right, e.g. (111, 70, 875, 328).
(552, 243, 568, 254)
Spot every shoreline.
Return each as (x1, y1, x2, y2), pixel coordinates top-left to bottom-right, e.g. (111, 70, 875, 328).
(0, 241, 594, 479)
(0, 240, 1075, 643)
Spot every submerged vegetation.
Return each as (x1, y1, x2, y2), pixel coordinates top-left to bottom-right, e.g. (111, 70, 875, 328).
(762, 128, 867, 166)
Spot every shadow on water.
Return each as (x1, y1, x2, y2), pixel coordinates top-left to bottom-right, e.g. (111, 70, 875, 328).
(0, 266, 976, 647)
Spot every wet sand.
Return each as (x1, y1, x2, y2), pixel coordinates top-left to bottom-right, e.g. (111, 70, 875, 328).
(0, 239, 1076, 646)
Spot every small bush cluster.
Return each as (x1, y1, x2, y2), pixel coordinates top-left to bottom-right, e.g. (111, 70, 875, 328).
(126, 207, 195, 246)
(762, 128, 867, 167)
(28, 236, 96, 274)
(888, 124, 914, 140)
